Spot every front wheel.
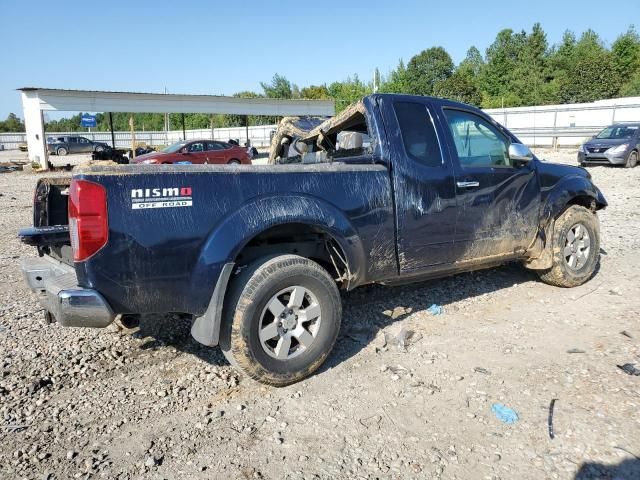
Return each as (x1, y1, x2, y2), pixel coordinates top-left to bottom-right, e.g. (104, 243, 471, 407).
(625, 150, 638, 168)
(537, 205, 600, 287)
(56, 147, 68, 156)
(220, 255, 342, 386)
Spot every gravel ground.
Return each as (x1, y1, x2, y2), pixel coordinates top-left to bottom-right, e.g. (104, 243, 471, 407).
(1, 149, 639, 480)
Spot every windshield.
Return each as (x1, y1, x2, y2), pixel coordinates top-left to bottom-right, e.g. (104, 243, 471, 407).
(595, 125, 638, 140)
(162, 141, 187, 153)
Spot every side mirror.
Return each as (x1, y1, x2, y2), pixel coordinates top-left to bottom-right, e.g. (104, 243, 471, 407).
(509, 143, 533, 162)
(180, 148, 189, 154)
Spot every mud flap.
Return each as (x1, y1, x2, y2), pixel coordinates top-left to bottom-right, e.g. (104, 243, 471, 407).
(524, 220, 555, 270)
(190, 263, 235, 347)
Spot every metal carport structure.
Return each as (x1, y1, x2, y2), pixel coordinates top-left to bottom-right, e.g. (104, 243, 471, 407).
(19, 88, 335, 170)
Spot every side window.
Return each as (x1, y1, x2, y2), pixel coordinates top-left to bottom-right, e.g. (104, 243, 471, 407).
(206, 142, 223, 151)
(79, 138, 89, 144)
(393, 101, 442, 167)
(444, 109, 511, 167)
(188, 142, 204, 152)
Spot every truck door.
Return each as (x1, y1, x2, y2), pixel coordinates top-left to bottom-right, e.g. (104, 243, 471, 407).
(78, 137, 92, 153)
(438, 107, 540, 261)
(67, 137, 79, 153)
(381, 98, 457, 272)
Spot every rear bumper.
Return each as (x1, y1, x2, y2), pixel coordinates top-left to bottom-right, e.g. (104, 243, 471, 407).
(21, 256, 115, 328)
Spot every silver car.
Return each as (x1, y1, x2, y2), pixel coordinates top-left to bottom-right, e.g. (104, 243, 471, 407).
(578, 123, 640, 168)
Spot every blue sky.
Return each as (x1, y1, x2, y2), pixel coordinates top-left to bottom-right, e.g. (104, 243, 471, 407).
(0, 0, 633, 119)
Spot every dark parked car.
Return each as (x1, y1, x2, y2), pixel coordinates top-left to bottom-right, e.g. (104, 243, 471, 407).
(578, 123, 640, 168)
(132, 140, 251, 165)
(20, 94, 606, 386)
(47, 136, 110, 156)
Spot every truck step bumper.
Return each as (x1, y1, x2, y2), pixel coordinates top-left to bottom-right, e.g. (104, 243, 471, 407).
(21, 256, 115, 328)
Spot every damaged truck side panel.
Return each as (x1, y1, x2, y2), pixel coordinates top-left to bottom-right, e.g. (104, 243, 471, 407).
(20, 93, 607, 386)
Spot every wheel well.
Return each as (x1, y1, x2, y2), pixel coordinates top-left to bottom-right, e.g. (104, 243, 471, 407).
(233, 223, 351, 287)
(566, 195, 601, 213)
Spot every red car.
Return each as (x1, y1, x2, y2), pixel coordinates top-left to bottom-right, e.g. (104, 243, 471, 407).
(133, 140, 251, 165)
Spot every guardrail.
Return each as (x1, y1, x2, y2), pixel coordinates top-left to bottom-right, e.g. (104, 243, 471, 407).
(508, 126, 604, 148)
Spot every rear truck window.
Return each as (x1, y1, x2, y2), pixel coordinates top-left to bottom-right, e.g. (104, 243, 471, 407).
(393, 101, 443, 167)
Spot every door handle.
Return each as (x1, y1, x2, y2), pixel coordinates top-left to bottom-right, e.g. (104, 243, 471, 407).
(456, 181, 480, 188)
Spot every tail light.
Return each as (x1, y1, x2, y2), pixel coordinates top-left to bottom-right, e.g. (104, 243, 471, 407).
(68, 180, 108, 261)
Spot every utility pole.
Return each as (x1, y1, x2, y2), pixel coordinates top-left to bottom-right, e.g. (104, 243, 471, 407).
(129, 115, 136, 159)
(108, 112, 115, 149)
(210, 114, 215, 140)
(164, 87, 169, 146)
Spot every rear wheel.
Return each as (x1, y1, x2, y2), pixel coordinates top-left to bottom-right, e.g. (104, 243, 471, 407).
(625, 150, 638, 168)
(537, 205, 600, 287)
(56, 147, 68, 156)
(220, 255, 341, 386)
(228, 159, 241, 165)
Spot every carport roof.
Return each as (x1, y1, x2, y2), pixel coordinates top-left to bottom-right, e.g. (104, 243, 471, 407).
(17, 87, 335, 116)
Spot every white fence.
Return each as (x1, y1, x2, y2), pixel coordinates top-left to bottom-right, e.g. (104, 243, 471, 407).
(486, 96, 640, 147)
(0, 124, 277, 151)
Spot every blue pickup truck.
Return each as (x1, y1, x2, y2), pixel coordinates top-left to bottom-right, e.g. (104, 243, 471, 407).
(19, 94, 607, 385)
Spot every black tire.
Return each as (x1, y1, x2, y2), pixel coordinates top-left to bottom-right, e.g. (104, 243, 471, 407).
(625, 150, 638, 168)
(227, 159, 241, 165)
(95, 145, 104, 153)
(219, 255, 341, 386)
(56, 147, 68, 156)
(537, 205, 600, 288)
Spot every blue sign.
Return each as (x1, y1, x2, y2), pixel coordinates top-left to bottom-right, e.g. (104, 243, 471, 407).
(80, 113, 97, 128)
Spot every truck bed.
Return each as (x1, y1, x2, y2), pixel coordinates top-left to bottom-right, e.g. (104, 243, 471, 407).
(63, 162, 396, 315)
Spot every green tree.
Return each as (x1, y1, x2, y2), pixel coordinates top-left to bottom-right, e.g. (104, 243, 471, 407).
(620, 71, 640, 96)
(327, 75, 372, 112)
(458, 46, 485, 79)
(561, 50, 622, 102)
(479, 28, 527, 106)
(405, 47, 454, 96)
(0, 113, 25, 132)
(555, 30, 621, 102)
(379, 60, 411, 93)
(433, 71, 482, 105)
(300, 85, 330, 99)
(510, 23, 552, 105)
(546, 30, 577, 103)
(260, 73, 293, 99)
(613, 26, 640, 93)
